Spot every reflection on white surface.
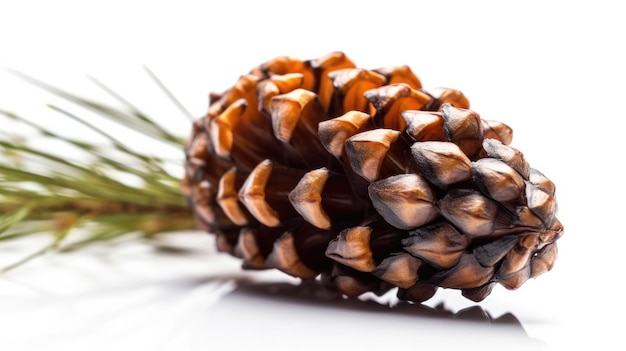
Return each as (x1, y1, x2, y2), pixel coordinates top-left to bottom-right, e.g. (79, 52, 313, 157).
(0, 232, 546, 351)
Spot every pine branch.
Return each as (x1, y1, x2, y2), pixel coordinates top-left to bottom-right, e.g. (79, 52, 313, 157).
(0, 69, 197, 271)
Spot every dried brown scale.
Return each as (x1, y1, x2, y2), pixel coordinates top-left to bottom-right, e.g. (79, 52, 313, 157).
(184, 52, 563, 303)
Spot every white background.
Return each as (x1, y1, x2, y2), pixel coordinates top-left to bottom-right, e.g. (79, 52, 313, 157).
(1, 1, 624, 350)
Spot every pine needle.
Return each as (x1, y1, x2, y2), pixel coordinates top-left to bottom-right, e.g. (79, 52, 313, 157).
(0, 69, 197, 271)
(143, 66, 196, 121)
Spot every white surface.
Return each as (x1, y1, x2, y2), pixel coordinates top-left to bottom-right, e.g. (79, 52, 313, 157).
(1, 1, 624, 350)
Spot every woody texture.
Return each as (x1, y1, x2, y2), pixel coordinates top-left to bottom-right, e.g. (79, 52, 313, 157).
(182, 52, 563, 302)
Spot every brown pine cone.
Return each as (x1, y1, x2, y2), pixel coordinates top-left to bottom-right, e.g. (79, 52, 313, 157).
(182, 52, 563, 303)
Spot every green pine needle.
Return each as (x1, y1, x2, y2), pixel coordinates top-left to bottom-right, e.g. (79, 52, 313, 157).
(0, 69, 197, 272)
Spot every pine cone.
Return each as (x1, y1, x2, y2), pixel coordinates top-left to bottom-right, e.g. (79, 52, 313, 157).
(182, 52, 563, 302)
